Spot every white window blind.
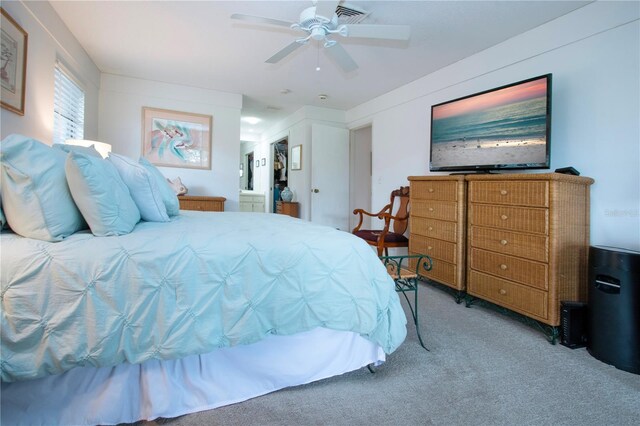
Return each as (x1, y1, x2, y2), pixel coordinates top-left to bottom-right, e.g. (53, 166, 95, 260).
(53, 64, 85, 145)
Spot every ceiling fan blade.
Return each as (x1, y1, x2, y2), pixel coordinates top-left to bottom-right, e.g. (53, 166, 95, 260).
(314, 0, 340, 20)
(230, 13, 295, 28)
(342, 24, 411, 40)
(325, 42, 358, 73)
(266, 41, 304, 64)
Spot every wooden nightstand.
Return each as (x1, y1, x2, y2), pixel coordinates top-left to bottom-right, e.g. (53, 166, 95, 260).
(178, 195, 226, 212)
(276, 201, 299, 218)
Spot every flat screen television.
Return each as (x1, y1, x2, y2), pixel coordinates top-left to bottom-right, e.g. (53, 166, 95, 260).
(430, 74, 551, 172)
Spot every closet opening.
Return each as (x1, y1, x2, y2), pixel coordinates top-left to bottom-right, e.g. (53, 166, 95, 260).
(271, 139, 288, 212)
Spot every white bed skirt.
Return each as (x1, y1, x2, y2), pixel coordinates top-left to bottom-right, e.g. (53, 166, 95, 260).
(1, 328, 384, 425)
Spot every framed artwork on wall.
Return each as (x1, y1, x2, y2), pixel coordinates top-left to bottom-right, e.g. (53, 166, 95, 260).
(141, 107, 212, 170)
(1, 8, 28, 116)
(291, 145, 302, 170)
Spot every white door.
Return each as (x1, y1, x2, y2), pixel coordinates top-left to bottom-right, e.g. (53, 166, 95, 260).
(311, 124, 350, 230)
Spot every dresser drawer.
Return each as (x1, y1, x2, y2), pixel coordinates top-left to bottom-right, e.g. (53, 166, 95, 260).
(410, 235, 456, 264)
(179, 197, 225, 212)
(412, 200, 457, 221)
(470, 226, 548, 263)
(470, 248, 548, 290)
(412, 257, 458, 288)
(412, 181, 459, 201)
(469, 181, 549, 207)
(468, 270, 548, 320)
(410, 217, 457, 242)
(470, 204, 548, 235)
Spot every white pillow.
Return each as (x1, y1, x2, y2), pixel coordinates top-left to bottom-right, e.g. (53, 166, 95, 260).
(65, 151, 141, 236)
(138, 157, 180, 216)
(0, 134, 87, 241)
(108, 153, 169, 222)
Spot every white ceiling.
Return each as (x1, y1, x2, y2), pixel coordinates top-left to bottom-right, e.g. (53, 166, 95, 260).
(50, 1, 590, 137)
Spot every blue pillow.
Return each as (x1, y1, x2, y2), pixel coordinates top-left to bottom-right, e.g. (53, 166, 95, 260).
(0, 134, 87, 241)
(52, 143, 101, 158)
(108, 153, 169, 222)
(65, 151, 141, 236)
(138, 157, 180, 216)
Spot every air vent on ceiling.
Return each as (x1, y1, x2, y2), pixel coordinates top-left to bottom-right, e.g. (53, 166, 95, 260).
(336, 3, 369, 25)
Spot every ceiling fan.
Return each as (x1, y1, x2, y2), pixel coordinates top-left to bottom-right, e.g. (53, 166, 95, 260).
(230, 0, 410, 72)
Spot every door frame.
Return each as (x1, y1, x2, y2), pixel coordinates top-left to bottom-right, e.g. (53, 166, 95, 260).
(269, 137, 288, 213)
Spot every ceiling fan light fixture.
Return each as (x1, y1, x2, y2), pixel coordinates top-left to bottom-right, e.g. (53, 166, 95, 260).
(324, 39, 337, 48)
(310, 26, 325, 40)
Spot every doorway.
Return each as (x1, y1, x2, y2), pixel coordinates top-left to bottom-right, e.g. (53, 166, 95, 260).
(271, 139, 288, 212)
(349, 125, 372, 231)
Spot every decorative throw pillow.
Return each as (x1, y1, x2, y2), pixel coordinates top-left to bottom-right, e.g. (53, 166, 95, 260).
(65, 151, 141, 236)
(0, 134, 87, 241)
(52, 143, 101, 158)
(138, 157, 180, 216)
(108, 153, 169, 222)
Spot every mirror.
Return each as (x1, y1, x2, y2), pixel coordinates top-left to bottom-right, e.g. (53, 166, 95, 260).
(291, 145, 302, 170)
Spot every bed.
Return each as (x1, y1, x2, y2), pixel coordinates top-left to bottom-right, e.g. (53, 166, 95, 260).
(1, 211, 407, 425)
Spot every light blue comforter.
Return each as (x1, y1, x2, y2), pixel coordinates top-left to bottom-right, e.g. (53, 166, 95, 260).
(1, 212, 406, 382)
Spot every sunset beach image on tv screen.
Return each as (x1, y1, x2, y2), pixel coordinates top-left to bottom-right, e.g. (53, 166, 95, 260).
(430, 76, 549, 170)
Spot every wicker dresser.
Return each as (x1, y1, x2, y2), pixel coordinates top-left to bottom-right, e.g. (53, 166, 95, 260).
(465, 173, 593, 326)
(408, 176, 467, 293)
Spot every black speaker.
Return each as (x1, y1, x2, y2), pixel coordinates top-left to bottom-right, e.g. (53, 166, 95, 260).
(560, 301, 588, 348)
(587, 246, 640, 374)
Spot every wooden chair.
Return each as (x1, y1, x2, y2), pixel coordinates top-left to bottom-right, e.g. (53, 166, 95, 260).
(352, 186, 410, 256)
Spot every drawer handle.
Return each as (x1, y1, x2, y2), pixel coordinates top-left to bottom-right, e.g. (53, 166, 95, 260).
(428, 207, 434, 212)
(501, 214, 508, 220)
(428, 188, 434, 193)
(499, 289, 507, 295)
(500, 189, 508, 196)
(428, 226, 434, 231)
(500, 264, 508, 270)
(500, 239, 508, 245)
(427, 246, 433, 251)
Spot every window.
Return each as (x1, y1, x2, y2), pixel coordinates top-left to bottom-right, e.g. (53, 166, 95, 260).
(53, 63, 85, 145)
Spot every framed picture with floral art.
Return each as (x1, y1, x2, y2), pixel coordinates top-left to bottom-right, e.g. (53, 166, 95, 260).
(141, 107, 212, 170)
(1, 8, 28, 115)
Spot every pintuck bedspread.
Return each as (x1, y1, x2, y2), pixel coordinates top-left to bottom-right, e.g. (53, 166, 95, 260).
(1, 211, 406, 382)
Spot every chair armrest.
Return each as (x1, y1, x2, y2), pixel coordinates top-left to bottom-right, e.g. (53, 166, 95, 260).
(352, 204, 391, 232)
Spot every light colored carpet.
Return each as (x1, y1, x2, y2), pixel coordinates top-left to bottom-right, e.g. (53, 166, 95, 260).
(153, 282, 640, 426)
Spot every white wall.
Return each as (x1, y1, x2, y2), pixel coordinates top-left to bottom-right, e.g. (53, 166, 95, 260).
(0, 1, 100, 143)
(347, 2, 640, 251)
(98, 74, 243, 210)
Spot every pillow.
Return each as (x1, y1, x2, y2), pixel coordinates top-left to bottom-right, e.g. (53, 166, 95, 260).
(108, 153, 169, 222)
(0, 134, 87, 241)
(65, 151, 141, 236)
(138, 157, 180, 216)
(52, 143, 101, 158)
